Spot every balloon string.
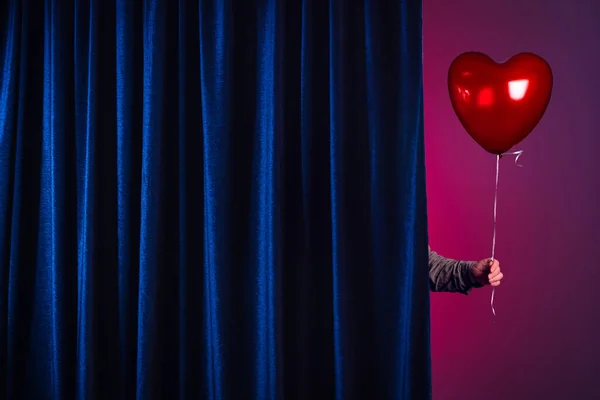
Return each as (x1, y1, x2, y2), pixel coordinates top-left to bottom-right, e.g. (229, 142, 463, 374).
(490, 150, 523, 322)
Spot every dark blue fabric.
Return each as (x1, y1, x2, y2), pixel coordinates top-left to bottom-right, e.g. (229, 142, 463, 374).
(0, 0, 431, 399)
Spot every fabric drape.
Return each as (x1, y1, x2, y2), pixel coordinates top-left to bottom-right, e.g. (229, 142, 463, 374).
(0, 0, 430, 398)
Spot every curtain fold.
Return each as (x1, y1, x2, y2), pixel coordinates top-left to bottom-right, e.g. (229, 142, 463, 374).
(0, 0, 431, 399)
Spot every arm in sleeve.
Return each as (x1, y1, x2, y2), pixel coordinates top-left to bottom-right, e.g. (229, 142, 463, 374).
(428, 246, 483, 295)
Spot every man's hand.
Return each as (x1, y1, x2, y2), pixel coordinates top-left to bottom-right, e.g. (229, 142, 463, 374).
(471, 259, 503, 287)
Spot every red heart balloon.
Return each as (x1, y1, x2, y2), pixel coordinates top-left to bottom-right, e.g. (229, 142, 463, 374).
(448, 52, 553, 155)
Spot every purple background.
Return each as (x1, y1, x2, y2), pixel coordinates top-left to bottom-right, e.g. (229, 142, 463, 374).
(423, 0, 600, 398)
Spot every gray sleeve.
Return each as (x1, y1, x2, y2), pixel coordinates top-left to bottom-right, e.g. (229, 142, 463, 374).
(428, 246, 482, 295)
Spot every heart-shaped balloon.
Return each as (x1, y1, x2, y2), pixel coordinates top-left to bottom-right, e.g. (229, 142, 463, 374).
(448, 52, 553, 155)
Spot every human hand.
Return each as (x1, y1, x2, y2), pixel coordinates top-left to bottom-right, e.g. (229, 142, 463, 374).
(471, 259, 503, 287)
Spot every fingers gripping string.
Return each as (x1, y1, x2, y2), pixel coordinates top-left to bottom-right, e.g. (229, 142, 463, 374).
(490, 150, 523, 320)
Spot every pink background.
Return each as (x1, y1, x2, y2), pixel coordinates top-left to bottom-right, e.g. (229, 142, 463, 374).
(423, 0, 600, 399)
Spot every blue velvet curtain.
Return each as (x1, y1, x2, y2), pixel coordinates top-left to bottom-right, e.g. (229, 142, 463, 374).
(0, 0, 430, 399)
